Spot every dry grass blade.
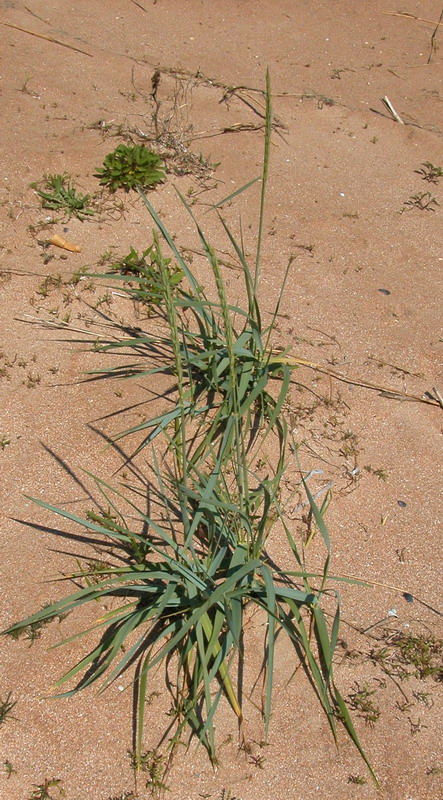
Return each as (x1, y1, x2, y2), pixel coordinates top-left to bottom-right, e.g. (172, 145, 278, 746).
(428, 7, 443, 62)
(384, 11, 443, 26)
(276, 355, 441, 407)
(1, 21, 93, 57)
(381, 96, 404, 124)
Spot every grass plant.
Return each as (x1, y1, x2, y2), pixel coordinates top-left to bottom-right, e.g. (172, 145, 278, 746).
(3, 72, 375, 783)
(31, 174, 95, 221)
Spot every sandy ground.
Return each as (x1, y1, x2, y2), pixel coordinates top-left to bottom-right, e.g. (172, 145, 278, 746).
(0, 1, 442, 799)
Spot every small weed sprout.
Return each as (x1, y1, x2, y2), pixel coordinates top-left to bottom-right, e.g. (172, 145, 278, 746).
(36, 274, 63, 298)
(371, 633, 442, 681)
(106, 794, 137, 800)
(394, 634, 443, 680)
(29, 778, 65, 800)
(0, 692, 17, 725)
(363, 465, 388, 481)
(348, 683, 381, 726)
(404, 192, 439, 211)
(95, 144, 165, 192)
(129, 749, 169, 796)
(408, 716, 428, 736)
(74, 558, 114, 587)
(5, 604, 67, 645)
(348, 774, 367, 785)
(23, 372, 41, 389)
(4, 759, 17, 778)
(0, 435, 11, 450)
(31, 174, 95, 221)
(415, 162, 443, 184)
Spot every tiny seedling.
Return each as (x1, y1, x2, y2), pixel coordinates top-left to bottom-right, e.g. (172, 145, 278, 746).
(413, 690, 433, 708)
(394, 634, 443, 680)
(31, 174, 95, 221)
(94, 291, 113, 309)
(29, 778, 65, 800)
(95, 144, 165, 192)
(36, 274, 64, 298)
(249, 753, 266, 769)
(415, 162, 443, 184)
(371, 633, 442, 681)
(129, 749, 168, 796)
(5, 604, 67, 645)
(23, 372, 41, 389)
(69, 266, 91, 285)
(348, 775, 367, 785)
(347, 683, 381, 726)
(408, 716, 428, 736)
(363, 465, 388, 481)
(0, 692, 17, 725)
(74, 558, 114, 588)
(4, 759, 17, 778)
(106, 794, 137, 800)
(404, 192, 439, 211)
(0, 435, 11, 450)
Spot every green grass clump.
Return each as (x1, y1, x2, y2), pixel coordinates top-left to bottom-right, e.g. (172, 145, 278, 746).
(3, 73, 375, 784)
(95, 144, 165, 192)
(31, 173, 95, 221)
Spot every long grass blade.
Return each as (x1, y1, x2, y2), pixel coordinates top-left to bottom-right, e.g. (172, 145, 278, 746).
(254, 69, 272, 291)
